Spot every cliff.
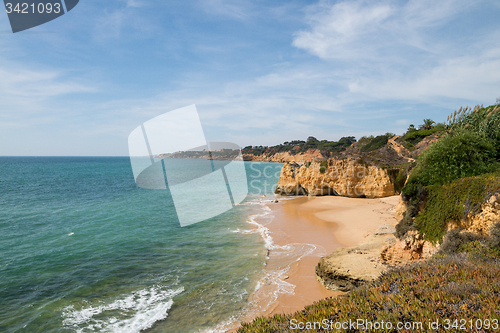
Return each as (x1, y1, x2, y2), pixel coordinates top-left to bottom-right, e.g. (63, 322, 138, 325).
(243, 148, 325, 163)
(275, 159, 403, 198)
(448, 194, 500, 235)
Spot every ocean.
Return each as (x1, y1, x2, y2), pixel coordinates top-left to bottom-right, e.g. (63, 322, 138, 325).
(0, 157, 284, 333)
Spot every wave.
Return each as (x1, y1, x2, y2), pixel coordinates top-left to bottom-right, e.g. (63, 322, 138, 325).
(62, 286, 184, 333)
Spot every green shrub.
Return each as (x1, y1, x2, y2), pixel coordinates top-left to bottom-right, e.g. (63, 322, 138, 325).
(395, 205, 417, 238)
(360, 135, 388, 152)
(448, 104, 500, 158)
(358, 135, 374, 144)
(392, 168, 407, 193)
(405, 130, 497, 188)
(403, 128, 440, 143)
(489, 221, 500, 249)
(319, 160, 328, 174)
(440, 229, 483, 254)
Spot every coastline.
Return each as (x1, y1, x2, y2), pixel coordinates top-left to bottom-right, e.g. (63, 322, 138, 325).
(223, 194, 400, 332)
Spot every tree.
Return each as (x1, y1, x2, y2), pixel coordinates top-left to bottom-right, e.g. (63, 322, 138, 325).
(419, 119, 435, 130)
(338, 136, 356, 146)
(307, 136, 319, 143)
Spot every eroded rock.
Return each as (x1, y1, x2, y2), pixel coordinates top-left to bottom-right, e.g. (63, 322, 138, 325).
(275, 159, 398, 198)
(316, 224, 396, 292)
(380, 230, 438, 265)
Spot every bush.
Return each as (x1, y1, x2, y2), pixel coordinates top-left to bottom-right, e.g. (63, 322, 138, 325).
(440, 229, 482, 254)
(448, 104, 500, 159)
(319, 160, 328, 174)
(404, 130, 497, 188)
(395, 205, 418, 238)
(360, 135, 389, 152)
(489, 221, 500, 249)
(403, 128, 440, 144)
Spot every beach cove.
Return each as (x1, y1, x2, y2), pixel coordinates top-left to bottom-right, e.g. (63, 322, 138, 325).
(222, 194, 401, 332)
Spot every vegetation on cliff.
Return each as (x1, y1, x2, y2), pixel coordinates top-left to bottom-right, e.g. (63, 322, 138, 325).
(399, 104, 500, 243)
(242, 136, 356, 158)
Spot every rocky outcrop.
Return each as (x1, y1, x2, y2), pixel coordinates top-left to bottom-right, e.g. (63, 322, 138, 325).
(394, 195, 408, 221)
(275, 159, 401, 198)
(380, 230, 438, 265)
(316, 224, 397, 292)
(411, 132, 442, 158)
(272, 162, 307, 195)
(243, 149, 325, 163)
(388, 136, 414, 162)
(448, 194, 500, 235)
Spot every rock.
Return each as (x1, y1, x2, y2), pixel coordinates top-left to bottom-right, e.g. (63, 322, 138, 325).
(444, 194, 500, 235)
(394, 194, 408, 221)
(380, 230, 438, 265)
(374, 224, 396, 235)
(388, 136, 414, 162)
(316, 229, 396, 292)
(462, 196, 500, 235)
(411, 132, 442, 158)
(275, 159, 399, 198)
(243, 148, 325, 163)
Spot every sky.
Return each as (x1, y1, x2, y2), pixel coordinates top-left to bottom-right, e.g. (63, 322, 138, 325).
(1, 0, 500, 156)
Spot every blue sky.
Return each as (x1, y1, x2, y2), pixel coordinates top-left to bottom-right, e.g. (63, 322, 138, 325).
(1, 0, 500, 156)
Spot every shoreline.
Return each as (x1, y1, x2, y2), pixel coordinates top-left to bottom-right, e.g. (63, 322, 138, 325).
(223, 194, 400, 332)
(262, 195, 400, 317)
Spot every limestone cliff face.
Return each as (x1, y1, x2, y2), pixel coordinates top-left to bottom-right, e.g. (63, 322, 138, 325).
(243, 149, 325, 163)
(275, 159, 400, 198)
(449, 194, 500, 235)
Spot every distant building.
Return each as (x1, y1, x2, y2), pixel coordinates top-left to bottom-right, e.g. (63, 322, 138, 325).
(220, 148, 233, 152)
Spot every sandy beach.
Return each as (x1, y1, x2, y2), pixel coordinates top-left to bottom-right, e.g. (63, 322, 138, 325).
(251, 195, 400, 319)
(223, 194, 400, 332)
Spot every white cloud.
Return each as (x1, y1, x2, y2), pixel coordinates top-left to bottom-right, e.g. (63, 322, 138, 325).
(348, 47, 500, 103)
(293, 1, 393, 59)
(290, 0, 500, 105)
(293, 0, 478, 60)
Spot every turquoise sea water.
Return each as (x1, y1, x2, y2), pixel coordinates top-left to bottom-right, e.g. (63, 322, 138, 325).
(0, 157, 283, 333)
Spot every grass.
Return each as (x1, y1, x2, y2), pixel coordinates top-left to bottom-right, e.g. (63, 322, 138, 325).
(238, 254, 500, 332)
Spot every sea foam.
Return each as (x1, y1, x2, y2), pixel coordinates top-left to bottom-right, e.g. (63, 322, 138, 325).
(62, 286, 184, 333)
